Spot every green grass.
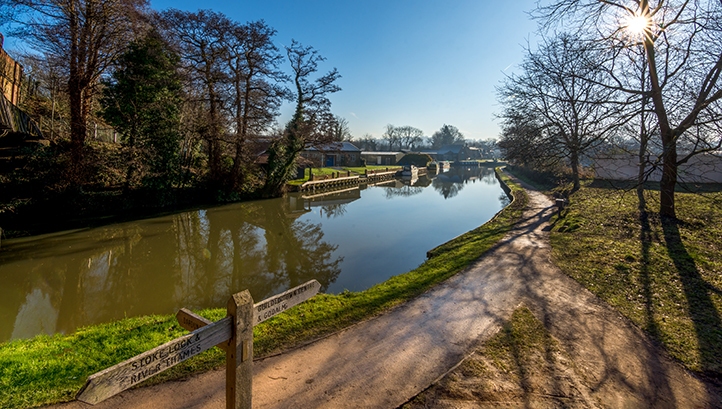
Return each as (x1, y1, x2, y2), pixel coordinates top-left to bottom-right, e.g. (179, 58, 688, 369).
(344, 165, 401, 173)
(547, 180, 722, 376)
(0, 168, 526, 409)
(287, 166, 402, 185)
(286, 167, 339, 185)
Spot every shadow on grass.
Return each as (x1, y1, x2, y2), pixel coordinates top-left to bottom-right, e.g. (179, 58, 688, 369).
(662, 216, 722, 377)
(638, 209, 661, 341)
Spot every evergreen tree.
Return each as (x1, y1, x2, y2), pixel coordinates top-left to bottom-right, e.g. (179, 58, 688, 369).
(101, 30, 183, 191)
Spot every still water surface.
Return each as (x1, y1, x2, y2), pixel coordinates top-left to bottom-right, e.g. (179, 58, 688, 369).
(0, 166, 506, 342)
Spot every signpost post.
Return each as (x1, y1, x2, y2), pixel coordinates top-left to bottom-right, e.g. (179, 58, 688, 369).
(76, 279, 321, 408)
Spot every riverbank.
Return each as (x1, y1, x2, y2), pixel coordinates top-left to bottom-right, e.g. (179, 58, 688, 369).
(505, 170, 722, 379)
(45, 171, 721, 409)
(0, 169, 527, 409)
(0, 185, 245, 239)
(0, 165, 402, 240)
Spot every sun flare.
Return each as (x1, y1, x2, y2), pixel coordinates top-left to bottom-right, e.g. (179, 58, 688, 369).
(625, 14, 650, 37)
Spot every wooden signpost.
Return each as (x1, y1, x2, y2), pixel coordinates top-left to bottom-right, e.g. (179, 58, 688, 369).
(76, 279, 321, 408)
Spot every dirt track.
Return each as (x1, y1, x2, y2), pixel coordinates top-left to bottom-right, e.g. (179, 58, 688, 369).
(51, 175, 721, 408)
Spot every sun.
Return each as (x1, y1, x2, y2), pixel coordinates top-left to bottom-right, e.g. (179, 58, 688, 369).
(625, 13, 650, 38)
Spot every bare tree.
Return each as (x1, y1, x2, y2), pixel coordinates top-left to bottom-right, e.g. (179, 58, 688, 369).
(497, 34, 626, 190)
(328, 115, 352, 141)
(159, 9, 232, 184)
(354, 133, 378, 151)
(498, 111, 555, 170)
(224, 20, 287, 190)
(396, 125, 424, 150)
(382, 124, 399, 151)
(263, 39, 341, 195)
(0, 0, 148, 182)
(535, 0, 722, 217)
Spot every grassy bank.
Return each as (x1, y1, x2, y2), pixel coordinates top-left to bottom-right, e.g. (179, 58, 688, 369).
(0, 169, 527, 409)
(546, 180, 722, 377)
(287, 165, 402, 186)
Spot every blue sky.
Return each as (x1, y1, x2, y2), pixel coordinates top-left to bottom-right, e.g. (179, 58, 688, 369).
(6, 0, 540, 141)
(149, 0, 540, 141)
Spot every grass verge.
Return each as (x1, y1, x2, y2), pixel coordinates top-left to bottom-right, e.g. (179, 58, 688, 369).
(546, 179, 722, 377)
(287, 165, 402, 186)
(0, 168, 527, 409)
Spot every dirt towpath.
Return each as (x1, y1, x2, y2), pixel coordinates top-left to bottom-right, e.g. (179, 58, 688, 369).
(52, 176, 720, 408)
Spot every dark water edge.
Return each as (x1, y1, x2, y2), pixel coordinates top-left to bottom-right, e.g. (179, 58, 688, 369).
(0, 186, 254, 240)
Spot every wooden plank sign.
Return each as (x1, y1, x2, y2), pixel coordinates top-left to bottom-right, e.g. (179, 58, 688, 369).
(176, 308, 229, 351)
(252, 279, 320, 325)
(77, 280, 321, 408)
(76, 316, 233, 405)
(176, 280, 321, 332)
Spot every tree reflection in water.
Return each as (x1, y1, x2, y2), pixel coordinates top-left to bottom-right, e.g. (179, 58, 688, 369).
(0, 196, 342, 342)
(432, 166, 496, 199)
(433, 172, 465, 199)
(0, 166, 502, 342)
(383, 183, 425, 199)
(319, 204, 348, 218)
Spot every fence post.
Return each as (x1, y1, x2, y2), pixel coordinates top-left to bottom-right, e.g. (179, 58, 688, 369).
(226, 290, 253, 409)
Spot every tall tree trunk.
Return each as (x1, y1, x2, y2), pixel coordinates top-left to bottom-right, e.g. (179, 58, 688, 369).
(660, 131, 678, 217)
(642, 12, 677, 219)
(637, 64, 648, 211)
(208, 98, 222, 183)
(230, 75, 251, 191)
(68, 4, 85, 184)
(68, 83, 88, 183)
(637, 125, 648, 211)
(570, 149, 580, 191)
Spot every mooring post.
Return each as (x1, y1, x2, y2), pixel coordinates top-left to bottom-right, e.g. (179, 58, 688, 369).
(226, 290, 253, 409)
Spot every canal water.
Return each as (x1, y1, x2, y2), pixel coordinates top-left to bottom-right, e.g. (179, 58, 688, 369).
(0, 166, 507, 342)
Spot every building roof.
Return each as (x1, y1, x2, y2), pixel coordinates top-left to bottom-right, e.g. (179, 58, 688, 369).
(305, 141, 361, 152)
(436, 144, 465, 155)
(360, 151, 403, 156)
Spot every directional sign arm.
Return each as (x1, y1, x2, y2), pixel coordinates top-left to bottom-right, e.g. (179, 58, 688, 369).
(76, 316, 233, 405)
(177, 280, 322, 331)
(252, 280, 321, 325)
(176, 308, 228, 351)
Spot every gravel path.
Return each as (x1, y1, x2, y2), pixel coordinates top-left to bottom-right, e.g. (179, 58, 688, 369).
(51, 175, 720, 408)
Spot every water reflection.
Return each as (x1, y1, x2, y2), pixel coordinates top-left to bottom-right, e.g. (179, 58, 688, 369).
(0, 166, 504, 342)
(0, 199, 342, 342)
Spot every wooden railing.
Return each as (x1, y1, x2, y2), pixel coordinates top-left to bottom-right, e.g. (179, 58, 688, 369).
(0, 92, 42, 138)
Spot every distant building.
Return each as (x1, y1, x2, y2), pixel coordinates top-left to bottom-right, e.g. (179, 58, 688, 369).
(300, 141, 363, 167)
(0, 33, 23, 106)
(422, 144, 481, 162)
(593, 153, 722, 184)
(360, 151, 405, 166)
